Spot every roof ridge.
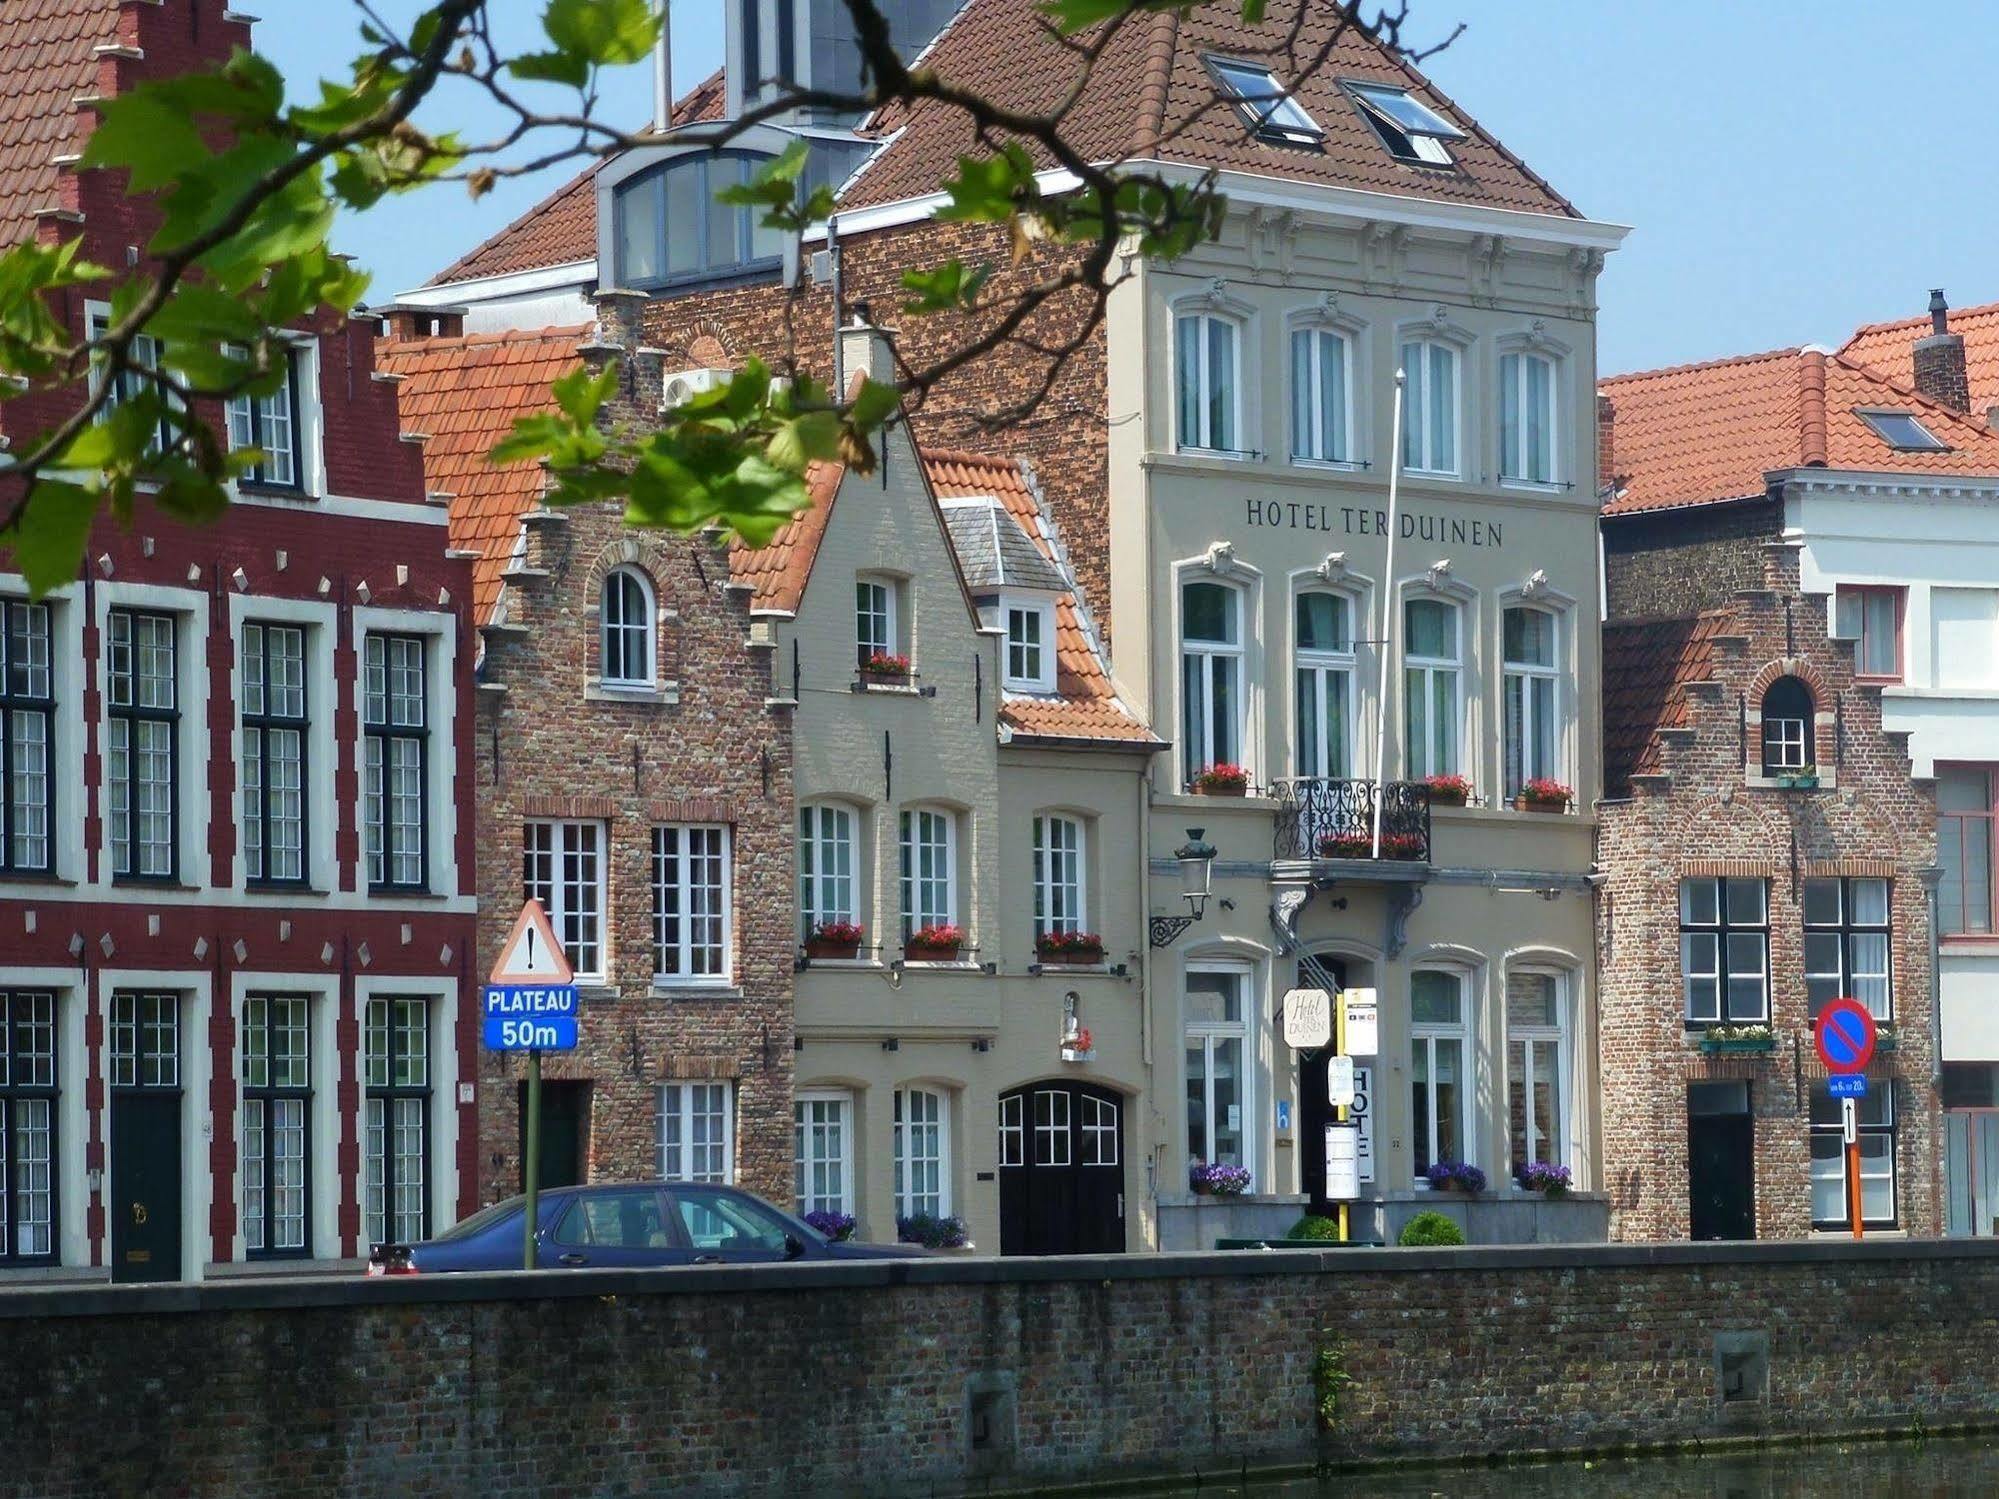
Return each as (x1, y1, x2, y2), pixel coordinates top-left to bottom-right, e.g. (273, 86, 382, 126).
(429, 159, 604, 286)
(1132, 5, 1181, 154)
(1601, 344, 1804, 388)
(1844, 298, 1999, 346)
(1826, 346, 1999, 434)
(382, 324, 592, 355)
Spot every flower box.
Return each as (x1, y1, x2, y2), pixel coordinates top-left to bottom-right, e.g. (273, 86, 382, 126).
(903, 925, 963, 963)
(859, 652, 913, 688)
(1060, 1026, 1094, 1063)
(1875, 1029, 1899, 1053)
(804, 922, 864, 961)
(1036, 931, 1105, 965)
(1774, 768, 1819, 789)
(1189, 1162, 1252, 1197)
(1060, 1046, 1096, 1063)
(1517, 1161, 1572, 1197)
(1425, 1159, 1487, 1194)
(1423, 775, 1472, 808)
(1316, 832, 1426, 861)
(896, 1213, 968, 1249)
(1191, 763, 1250, 796)
(1698, 1030, 1776, 1054)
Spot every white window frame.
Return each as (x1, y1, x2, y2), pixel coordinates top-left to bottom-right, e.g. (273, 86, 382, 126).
(1175, 310, 1244, 456)
(106, 605, 181, 882)
(798, 801, 858, 938)
(898, 806, 958, 937)
(1399, 338, 1462, 477)
(239, 619, 309, 887)
(600, 566, 656, 688)
(0, 596, 55, 877)
(1032, 813, 1086, 939)
(1184, 960, 1254, 1184)
(855, 574, 899, 670)
(1812, 1084, 1897, 1229)
(1411, 967, 1472, 1185)
(1403, 595, 1462, 781)
(1294, 588, 1354, 780)
(1836, 585, 1904, 682)
(1001, 593, 1057, 693)
(1501, 604, 1562, 797)
(794, 1089, 854, 1218)
(1180, 578, 1246, 787)
(1505, 969, 1570, 1174)
(362, 993, 431, 1248)
(1290, 324, 1356, 467)
(1498, 349, 1560, 488)
(651, 823, 732, 986)
(224, 337, 320, 494)
(657, 1081, 734, 1183)
(893, 1086, 951, 1219)
(523, 818, 607, 983)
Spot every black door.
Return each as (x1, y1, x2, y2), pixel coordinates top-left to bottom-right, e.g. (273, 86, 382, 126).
(110, 992, 183, 1283)
(1688, 1083, 1755, 1241)
(520, 1080, 589, 1191)
(999, 1083, 1125, 1255)
(1292, 957, 1348, 1210)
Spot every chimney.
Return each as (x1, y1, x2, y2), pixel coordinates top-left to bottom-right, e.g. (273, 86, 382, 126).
(838, 309, 897, 392)
(1912, 288, 1970, 412)
(376, 304, 465, 343)
(1595, 393, 1615, 500)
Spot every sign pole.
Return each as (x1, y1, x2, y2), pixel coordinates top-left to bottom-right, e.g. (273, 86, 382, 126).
(1335, 994, 1349, 1244)
(1369, 369, 1408, 860)
(522, 1049, 543, 1270)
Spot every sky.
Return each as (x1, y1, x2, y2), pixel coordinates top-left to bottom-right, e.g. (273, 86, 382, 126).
(258, 1, 1999, 376)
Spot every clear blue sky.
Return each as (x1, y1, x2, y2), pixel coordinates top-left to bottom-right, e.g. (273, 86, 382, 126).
(259, 1, 1999, 375)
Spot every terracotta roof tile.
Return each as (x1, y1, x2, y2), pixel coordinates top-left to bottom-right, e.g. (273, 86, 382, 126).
(0, 0, 122, 249)
(1600, 346, 1999, 517)
(376, 326, 591, 626)
(1842, 299, 1999, 416)
(725, 459, 844, 613)
(1601, 610, 1733, 797)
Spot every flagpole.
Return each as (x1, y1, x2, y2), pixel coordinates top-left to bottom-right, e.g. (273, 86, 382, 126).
(1371, 368, 1408, 858)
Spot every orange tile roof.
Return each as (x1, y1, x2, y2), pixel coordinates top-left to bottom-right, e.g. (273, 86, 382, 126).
(376, 326, 590, 627)
(427, 70, 728, 286)
(1601, 610, 1733, 797)
(0, 0, 122, 249)
(1600, 345, 1999, 517)
(725, 458, 844, 612)
(1842, 299, 1999, 416)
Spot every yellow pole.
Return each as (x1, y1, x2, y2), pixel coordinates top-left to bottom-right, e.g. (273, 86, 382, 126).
(1335, 990, 1349, 1243)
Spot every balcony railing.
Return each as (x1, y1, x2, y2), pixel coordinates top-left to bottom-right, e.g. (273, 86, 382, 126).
(1272, 778, 1431, 863)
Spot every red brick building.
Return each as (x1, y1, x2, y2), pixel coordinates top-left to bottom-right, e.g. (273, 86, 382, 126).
(0, 0, 478, 1281)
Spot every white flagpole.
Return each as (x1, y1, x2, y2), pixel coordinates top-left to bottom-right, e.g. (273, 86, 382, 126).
(1371, 369, 1408, 859)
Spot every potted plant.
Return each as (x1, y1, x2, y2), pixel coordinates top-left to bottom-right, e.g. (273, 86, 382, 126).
(803, 1210, 857, 1242)
(1517, 1161, 1572, 1198)
(1423, 773, 1473, 808)
(1515, 777, 1573, 813)
(1316, 831, 1426, 861)
(896, 1212, 969, 1249)
(903, 923, 964, 963)
(860, 651, 912, 686)
(1060, 1025, 1095, 1063)
(1875, 1021, 1898, 1052)
(1191, 763, 1250, 796)
(1698, 1022, 1777, 1054)
(1037, 929, 1105, 965)
(1776, 764, 1819, 789)
(804, 921, 864, 960)
(1189, 1161, 1252, 1197)
(1424, 1159, 1487, 1194)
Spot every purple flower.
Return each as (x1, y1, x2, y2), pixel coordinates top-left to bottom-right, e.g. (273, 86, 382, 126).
(1189, 1161, 1253, 1196)
(804, 1209, 857, 1241)
(1425, 1159, 1487, 1194)
(1517, 1161, 1572, 1195)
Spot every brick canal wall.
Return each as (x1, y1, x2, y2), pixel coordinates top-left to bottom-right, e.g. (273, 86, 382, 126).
(3, 1241, 1998, 1497)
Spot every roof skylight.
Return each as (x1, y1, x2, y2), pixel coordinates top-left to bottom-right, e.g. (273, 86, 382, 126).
(1858, 409, 1950, 452)
(1348, 81, 1464, 167)
(1205, 56, 1323, 147)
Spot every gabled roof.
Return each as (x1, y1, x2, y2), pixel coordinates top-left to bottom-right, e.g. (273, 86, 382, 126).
(1842, 299, 1999, 416)
(376, 326, 590, 627)
(938, 494, 1068, 594)
(1599, 345, 1999, 517)
(0, 0, 123, 249)
(1601, 610, 1733, 797)
(726, 458, 845, 613)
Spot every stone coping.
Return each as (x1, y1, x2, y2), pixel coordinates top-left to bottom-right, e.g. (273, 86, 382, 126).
(6, 1237, 1999, 1321)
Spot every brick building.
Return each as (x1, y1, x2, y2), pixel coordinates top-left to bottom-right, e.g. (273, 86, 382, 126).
(0, 0, 478, 1281)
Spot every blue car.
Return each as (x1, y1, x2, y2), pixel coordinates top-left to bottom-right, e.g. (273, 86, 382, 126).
(368, 1182, 925, 1274)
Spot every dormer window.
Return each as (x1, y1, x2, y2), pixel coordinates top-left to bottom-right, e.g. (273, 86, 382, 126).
(1857, 409, 1949, 452)
(613, 151, 785, 292)
(1205, 56, 1323, 146)
(1347, 81, 1464, 167)
(1002, 595, 1057, 693)
(1760, 675, 1815, 775)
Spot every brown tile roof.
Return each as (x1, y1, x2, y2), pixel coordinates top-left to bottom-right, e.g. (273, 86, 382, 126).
(1601, 610, 1733, 797)
(376, 326, 590, 627)
(426, 70, 728, 286)
(845, 0, 1578, 216)
(0, 0, 122, 249)
(1599, 345, 1999, 517)
(1842, 299, 1999, 415)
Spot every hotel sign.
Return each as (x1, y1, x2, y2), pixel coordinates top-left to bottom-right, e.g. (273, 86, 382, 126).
(1244, 497, 1505, 548)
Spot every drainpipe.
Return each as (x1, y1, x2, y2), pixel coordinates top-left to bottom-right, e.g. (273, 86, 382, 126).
(1135, 761, 1155, 1246)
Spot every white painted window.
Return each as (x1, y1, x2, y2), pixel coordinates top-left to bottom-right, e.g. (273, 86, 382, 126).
(1403, 598, 1461, 780)
(1502, 606, 1561, 797)
(658, 1082, 734, 1183)
(1836, 586, 1903, 681)
(242, 993, 311, 1256)
(651, 824, 731, 984)
(1185, 964, 1252, 1180)
(107, 607, 179, 881)
(0, 989, 56, 1262)
(523, 819, 606, 982)
(88, 307, 178, 457)
(1295, 590, 1352, 779)
(1680, 877, 1768, 1023)
(1505, 971, 1567, 1174)
(1081, 1093, 1119, 1166)
(1940, 766, 1998, 937)
(893, 1087, 950, 1218)
(1181, 579, 1244, 785)
(1499, 351, 1557, 486)
(1290, 327, 1352, 464)
(1759, 675, 1814, 774)
(1032, 814, 1086, 939)
(1399, 340, 1459, 476)
(798, 802, 857, 937)
(363, 996, 429, 1247)
(998, 1093, 1024, 1168)
(600, 567, 655, 687)
(240, 622, 307, 885)
(1411, 970, 1469, 1182)
(1034, 1088, 1072, 1166)
(793, 1090, 853, 1218)
(1003, 596, 1056, 692)
(898, 807, 957, 937)
(1176, 312, 1241, 454)
(1812, 1085, 1896, 1228)
(1932, 588, 1999, 689)
(0, 599, 54, 875)
(363, 633, 428, 891)
(225, 344, 304, 489)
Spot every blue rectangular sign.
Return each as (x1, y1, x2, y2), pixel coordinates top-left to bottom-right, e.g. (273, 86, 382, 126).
(482, 984, 580, 1052)
(1827, 1073, 1869, 1099)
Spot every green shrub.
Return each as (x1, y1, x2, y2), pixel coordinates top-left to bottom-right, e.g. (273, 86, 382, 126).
(1287, 1214, 1342, 1241)
(1398, 1210, 1466, 1247)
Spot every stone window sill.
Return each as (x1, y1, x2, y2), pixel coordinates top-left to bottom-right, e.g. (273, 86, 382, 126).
(586, 679, 680, 706)
(652, 983, 743, 1001)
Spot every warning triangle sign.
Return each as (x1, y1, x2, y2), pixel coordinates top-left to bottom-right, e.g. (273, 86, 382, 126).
(489, 899, 575, 985)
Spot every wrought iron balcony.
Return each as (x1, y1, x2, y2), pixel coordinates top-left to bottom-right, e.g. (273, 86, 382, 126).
(1272, 778, 1431, 863)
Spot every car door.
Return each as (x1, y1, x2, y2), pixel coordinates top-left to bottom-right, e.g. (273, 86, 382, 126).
(666, 1186, 799, 1265)
(541, 1187, 683, 1268)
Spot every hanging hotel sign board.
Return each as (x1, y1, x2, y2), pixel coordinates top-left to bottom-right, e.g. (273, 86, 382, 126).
(1342, 988, 1379, 1057)
(1350, 1067, 1375, 1183)
(1325, 1122, 1361, 1201)
(1282, 988, 1333, 1051)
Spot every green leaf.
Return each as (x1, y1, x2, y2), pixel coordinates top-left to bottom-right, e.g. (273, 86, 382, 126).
(848, 377, 900, 433)
(936, 145, 1039, 224)
(0, 482, 97, 597)
(506, 51, 589, 88)
(900, 260, 990, 314)
(552, 361, 617, 425)
(541, 0, 661, 67)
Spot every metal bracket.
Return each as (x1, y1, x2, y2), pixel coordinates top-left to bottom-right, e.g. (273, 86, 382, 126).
(1148, 915, 1197, 948)
(1385, 884, 1423, 958)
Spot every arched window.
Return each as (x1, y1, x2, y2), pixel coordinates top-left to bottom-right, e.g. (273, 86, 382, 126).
(1404, 597, 1461, 780)
(1502, 605, 1561, 796)
(1399, 338, 1460, 476)
(898, 806, 957, 937)
(1295, 590, 1353, 779)
(1760, 675, 1814, 775)
(798, 802, 857, 940)
(1032, 814, 1086, 939)
(1411, 968, 1470, 1182)
(1175, 311, 1242, 453)
(600, 567, 654, 687)
(1181, 579, 1245, 785)
(893, 1086, 950, 1218)
(1290, 325, 1352, 464)
(1499, 350, 1559, 486)
(613, 151, 786, 290)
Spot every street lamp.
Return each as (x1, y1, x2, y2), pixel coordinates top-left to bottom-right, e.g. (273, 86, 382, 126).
(1152, 828, 1218, 947)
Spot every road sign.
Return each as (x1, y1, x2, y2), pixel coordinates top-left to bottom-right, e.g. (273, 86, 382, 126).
(1283, 988, 1332, 1050)
(1842, 1096, 1859, 1146)
(482, 984, 579, 1052)
(1828, 1074, 1869, 1099)
(1342, 988, 1379, 1057)
(1815, 997, 1877, 1074)
(1327, 1053, 1356, 1109)
(1324, 1121, 1361, 1201)
(490, 899, 574, 985)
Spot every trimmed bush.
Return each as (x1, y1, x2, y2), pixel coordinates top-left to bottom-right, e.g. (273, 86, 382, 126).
(1287, 1214, 1343, 1241)
(1398, 1210, 1466, 1247)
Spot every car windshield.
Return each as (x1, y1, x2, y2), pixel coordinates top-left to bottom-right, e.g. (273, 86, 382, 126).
(437, 1196, 523, 1242)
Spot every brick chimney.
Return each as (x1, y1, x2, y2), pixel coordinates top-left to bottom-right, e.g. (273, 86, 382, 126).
(1596, 393, 1616, 501)
(1912, 289, 1970, 412)
(375, 304, 465, 343)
